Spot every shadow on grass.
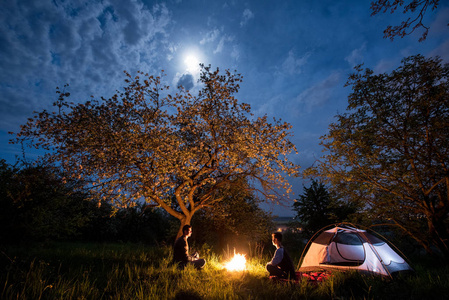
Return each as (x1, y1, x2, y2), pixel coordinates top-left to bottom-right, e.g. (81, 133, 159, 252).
(174, 289, 202, 300)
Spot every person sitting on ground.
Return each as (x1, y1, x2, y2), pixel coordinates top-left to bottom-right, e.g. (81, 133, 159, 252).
(266, 232, 296, 280)
(173, 225, 206, 270)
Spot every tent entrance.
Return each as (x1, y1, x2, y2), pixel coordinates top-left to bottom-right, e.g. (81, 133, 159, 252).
(320, 231, 366, 267)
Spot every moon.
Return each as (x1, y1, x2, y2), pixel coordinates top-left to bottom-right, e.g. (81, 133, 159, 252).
(184, 54, 200, 72)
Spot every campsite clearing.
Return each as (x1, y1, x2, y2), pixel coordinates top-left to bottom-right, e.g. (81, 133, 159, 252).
(1, 241, 448, 299)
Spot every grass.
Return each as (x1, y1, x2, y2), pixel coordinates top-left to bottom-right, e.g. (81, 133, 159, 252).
(1, 242, 448, 299)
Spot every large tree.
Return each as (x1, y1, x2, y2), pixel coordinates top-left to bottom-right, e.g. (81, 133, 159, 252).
(370, 0, 443, 42)
(308, 55, 449, 257)
(13, 65, 300, 238)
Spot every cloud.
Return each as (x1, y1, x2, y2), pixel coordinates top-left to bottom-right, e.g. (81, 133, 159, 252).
(166, 43, 178, 61)
(214, 37, 226, 54)
(253, 94, 284, 117)
(294, 72, 341, 114)
(200, 28, 220, 45)
(231, 45, 240, 61)
(240, 8, 254, 27)
(214, 35, 234, 54)
(281, 50, 311, 75)
(0, 0, 172, 129)
(373, 58, 399, 74)
(429, 39, 449, 62)
(177, 73, 194, 90)
(0, 86, 43, 129)
(345, 43, 366, 67)
(428, 7, 449, 62)
(199, 27, 235, 56)
(429, 7, 449, 36)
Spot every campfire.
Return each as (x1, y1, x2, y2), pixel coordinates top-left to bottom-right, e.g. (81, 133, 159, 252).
(224, 252, 247, 271)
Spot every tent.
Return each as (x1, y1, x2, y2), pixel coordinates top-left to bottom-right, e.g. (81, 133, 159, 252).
(298, 223, 413, 277)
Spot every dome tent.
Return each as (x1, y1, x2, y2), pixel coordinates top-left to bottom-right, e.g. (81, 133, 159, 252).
(298, 223, 413, 277)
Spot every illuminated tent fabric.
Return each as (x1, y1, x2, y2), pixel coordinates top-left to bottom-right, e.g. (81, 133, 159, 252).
(298, 224, 413, 277)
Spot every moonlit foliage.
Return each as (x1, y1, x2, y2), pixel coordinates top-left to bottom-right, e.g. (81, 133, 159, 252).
(14, 65, 300, 237)
(308, 55, 449, 257)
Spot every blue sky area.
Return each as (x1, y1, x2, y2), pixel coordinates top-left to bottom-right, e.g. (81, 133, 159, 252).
(1, 0, 448, 216)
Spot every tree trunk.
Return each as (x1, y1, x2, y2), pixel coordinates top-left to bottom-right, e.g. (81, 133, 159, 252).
(176, 214, 193, 240)
(428, 216, 449, 259)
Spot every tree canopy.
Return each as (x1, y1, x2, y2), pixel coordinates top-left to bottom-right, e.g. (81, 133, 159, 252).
(14, 65, 300, 238)
(307, 55, 449, 257)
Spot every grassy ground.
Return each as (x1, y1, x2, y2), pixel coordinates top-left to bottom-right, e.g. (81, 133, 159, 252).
(1, 242, 448, 299)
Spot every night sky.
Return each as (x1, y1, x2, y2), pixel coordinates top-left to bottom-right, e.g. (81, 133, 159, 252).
(1, 0, 448, 216)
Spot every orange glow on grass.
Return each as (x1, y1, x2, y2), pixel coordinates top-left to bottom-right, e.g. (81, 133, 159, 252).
(224, 253, 247, 271)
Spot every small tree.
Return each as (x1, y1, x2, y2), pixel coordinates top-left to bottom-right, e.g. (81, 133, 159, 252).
(292, 179, 358, 237)
(308, 55, 449, 257)
(14, 65, 300, 238)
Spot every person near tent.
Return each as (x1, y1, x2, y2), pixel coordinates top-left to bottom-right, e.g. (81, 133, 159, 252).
(173, 224, 206, 270)
(266, 232, 296, 280)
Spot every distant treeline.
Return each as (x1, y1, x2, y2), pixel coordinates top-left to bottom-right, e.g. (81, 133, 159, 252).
(0, 159, 276, 251)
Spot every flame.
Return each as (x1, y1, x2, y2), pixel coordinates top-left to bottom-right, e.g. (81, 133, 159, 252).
(224, 253, 246, 271)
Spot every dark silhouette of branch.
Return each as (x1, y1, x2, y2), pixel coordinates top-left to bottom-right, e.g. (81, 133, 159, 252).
(370, 0, 442, 41)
